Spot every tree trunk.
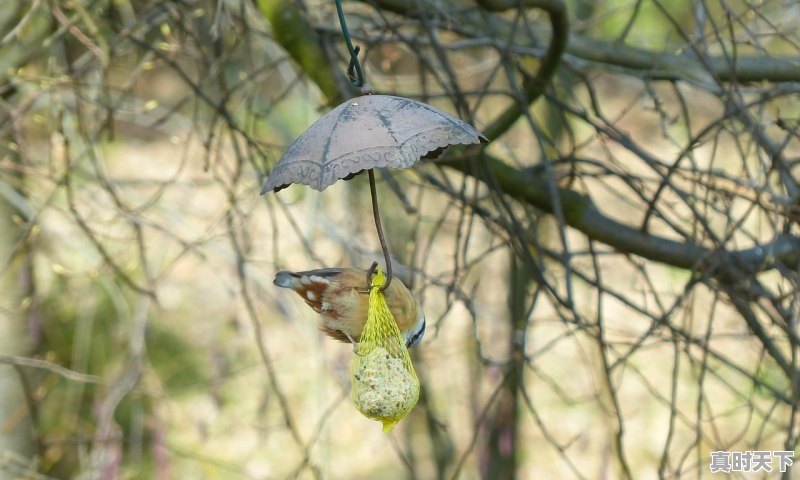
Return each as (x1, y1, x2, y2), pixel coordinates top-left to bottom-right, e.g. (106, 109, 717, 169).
(481, 254, 531, 479)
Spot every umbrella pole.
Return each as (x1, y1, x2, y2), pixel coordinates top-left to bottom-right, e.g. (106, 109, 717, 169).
(368, 169, 392, 291)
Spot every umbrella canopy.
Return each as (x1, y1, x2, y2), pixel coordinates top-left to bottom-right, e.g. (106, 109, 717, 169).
(261, 95, 487, 193)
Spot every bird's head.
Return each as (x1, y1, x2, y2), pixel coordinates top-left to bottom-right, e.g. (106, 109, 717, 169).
(404, 305, 426, 348)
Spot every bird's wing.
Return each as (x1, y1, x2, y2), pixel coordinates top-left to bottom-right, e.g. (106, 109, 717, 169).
(275, 268, 365, 312)
(319, 326, 352, 343)
(293, 268, 348, 278)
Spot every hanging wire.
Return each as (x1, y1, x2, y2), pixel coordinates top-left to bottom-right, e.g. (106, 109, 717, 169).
(335, 0, 364, 88)
(334, 1, 392, 290)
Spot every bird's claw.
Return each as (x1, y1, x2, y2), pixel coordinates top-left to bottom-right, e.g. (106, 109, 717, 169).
(345, 331, 365, 356)
(366, 261, 379, 285)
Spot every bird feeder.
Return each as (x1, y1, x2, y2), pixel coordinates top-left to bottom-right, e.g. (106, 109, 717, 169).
(261, 0, 488, 431)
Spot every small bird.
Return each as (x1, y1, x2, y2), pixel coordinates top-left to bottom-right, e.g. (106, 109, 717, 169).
(274, 268, 426, 348)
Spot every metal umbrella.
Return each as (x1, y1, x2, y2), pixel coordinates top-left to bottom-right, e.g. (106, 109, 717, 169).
(261, 94, 487, 193)
(261, 0, 487, 289)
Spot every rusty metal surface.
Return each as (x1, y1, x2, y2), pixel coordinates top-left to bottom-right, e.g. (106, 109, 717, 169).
(261, 95, 487, 193)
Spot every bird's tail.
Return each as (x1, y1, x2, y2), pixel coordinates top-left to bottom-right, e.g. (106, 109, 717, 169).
(273, 271, 297, 288)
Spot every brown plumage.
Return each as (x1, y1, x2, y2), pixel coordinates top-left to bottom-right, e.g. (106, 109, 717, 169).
(274, 268, 426, 348)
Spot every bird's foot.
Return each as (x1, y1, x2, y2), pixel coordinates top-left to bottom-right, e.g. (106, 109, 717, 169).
(345, 332, 365, 356)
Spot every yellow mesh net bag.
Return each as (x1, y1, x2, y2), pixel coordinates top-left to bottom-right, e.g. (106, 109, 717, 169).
(351, 267, 420, 432)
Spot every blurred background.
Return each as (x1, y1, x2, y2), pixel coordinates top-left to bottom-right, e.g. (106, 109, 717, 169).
(1, 0, 799, 478)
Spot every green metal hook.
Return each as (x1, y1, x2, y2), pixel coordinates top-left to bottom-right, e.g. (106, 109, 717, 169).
(334, 0, 364, 88)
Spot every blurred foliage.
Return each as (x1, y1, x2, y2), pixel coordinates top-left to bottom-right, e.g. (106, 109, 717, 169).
(32, 273, 207, 477)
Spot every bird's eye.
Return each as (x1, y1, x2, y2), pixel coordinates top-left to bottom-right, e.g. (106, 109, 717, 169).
(406, 318, 426, 348)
